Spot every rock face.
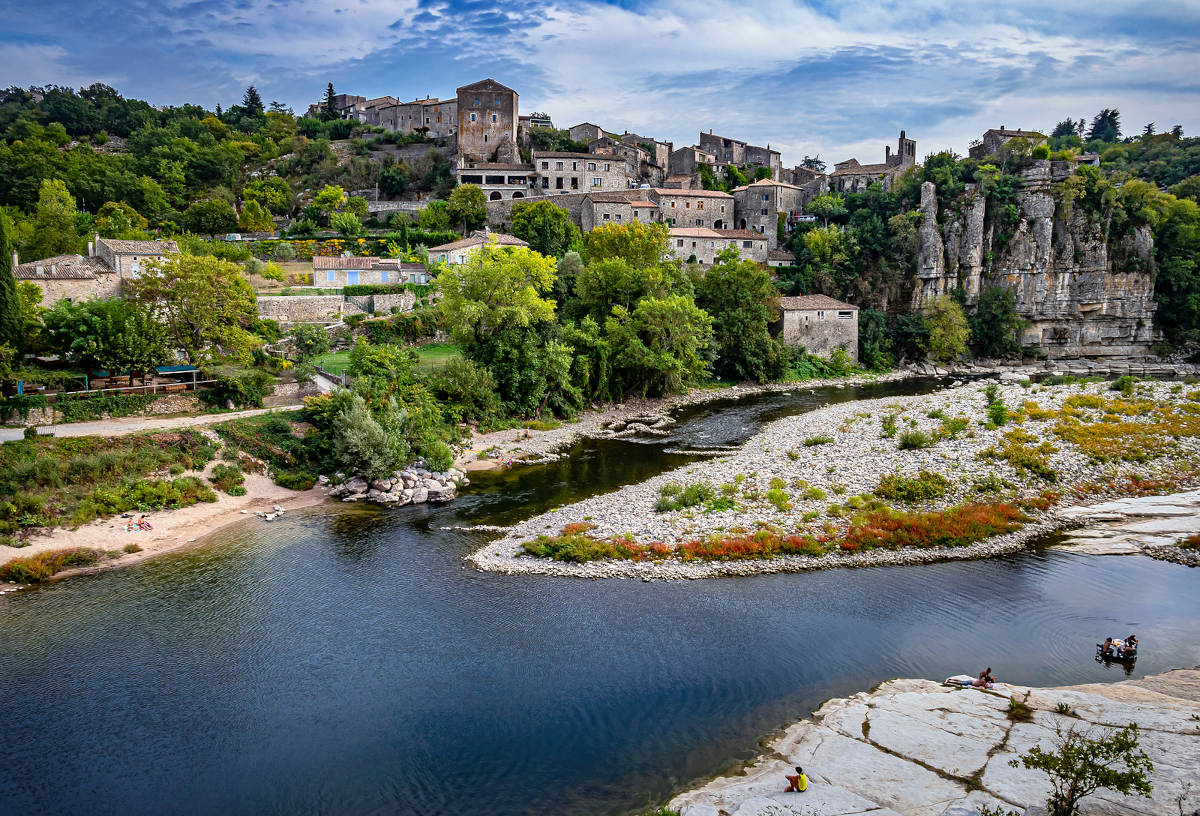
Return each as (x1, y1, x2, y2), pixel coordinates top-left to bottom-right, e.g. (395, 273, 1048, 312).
(913, 161, 1157, 359)
(671, 669, 1200, 816)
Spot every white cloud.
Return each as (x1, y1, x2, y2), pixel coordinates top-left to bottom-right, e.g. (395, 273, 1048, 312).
(0, 42, 116, 89)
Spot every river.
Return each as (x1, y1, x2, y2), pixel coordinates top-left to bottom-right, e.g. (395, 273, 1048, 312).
(2, 379, 1198, 816)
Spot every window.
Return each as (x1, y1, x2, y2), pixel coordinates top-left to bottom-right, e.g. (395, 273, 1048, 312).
(571, 177, 578, 189)
(691, 241, 697, 248)
(817, 311, 825, 319)
(555, 161, 564, 170)
(721, 205, 725, 213)
(633, 210, 639, 218)
(592, 177, 601, 187)
(697, 201, 704, 210)
(670, 201, 676, 208)
(491, 113, 497, 122)
(327, 270, 336, 283)
(587, 162, 596, 171)
(380, 270, 389, 283)
(685, 201, 690, 208)
(347, 270, 359, 285)
(762, 193, 769, 201)
(541, 161, 549, 169)
(474, 99, 479, 106)
(470, 112, 476, 122)
(555, 178, 563, 189)
(603, 163, 610, 171)
(762, 208, 768, 215)
(742, 241, 752, 248)
(616, 214, 622, 221)
(838, 311, 853, 319)
(603, 213, 610, 220)
(571, 162, 578, 171)
(542, 177, 549, 188)
(676, 239, 684, 247)
(695, 218, 702, 226)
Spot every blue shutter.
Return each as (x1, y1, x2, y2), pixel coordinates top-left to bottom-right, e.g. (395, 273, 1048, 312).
(347, 270, 359, 285)
(327, 270, 335, 283)
(380, 269, 388, 283)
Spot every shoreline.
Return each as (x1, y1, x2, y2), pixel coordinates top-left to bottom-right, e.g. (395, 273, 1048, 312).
(667, 667, 1200, 816)
(470, 377, 1200, 578)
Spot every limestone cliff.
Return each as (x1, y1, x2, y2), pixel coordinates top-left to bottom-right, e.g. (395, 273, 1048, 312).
(913, 160, 1158, 358)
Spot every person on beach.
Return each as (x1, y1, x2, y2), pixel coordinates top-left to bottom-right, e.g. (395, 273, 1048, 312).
(972, 668, 995, 688)
(784, 766, 808, 792)
(137, 516, 152, 531)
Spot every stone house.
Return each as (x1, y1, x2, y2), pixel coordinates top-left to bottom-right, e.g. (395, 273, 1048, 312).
(767, 249, 795, 268)
(346, 96, 399, 126)
(651, 188, 734, 230)
(457, 79, 520, 163)
(13, 236, 180, 304)
(306, 94, 365, 119)
(830, 131, 916, 194)
(777, 295, 859, 361)
(698, 131, 782, 179)
(534, 151, 635, 195)
(568, 123, 605, 143)
(968, 127, 1047, 159)
(619, 132, 672, 169)
(668, 145, 717, 177)
(667, 228, 768, 266)
(312, 255, 429, 287)
(580, 193, 662, 232)
(427, 231, 528, 265)
(379, 97, 458, 138)
(456, 161, 535, 200)
(731, 178, 809, 248)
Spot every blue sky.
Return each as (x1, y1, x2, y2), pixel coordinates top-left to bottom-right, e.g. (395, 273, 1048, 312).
(3, 0, 1198, 166)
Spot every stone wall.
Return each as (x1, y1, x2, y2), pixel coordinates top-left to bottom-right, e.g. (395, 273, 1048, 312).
(914, 162, 1158, 359)
(780, 309, 859, 361)
(256, 296, 352, 324)
(26, 274, 123, 306)
(371, 292, 418, 313)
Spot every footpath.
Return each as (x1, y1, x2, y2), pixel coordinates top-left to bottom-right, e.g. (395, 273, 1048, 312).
(0, 405, 303, 443)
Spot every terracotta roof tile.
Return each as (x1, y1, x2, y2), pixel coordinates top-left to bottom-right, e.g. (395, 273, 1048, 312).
(14, 254, 109, 280)
(778, 295, 858, 311)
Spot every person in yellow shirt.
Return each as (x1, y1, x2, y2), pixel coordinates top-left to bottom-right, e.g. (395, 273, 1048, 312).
(784, 765, 808, 792)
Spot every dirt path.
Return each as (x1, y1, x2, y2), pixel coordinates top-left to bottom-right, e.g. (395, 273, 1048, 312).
(0, 405, 302, 442)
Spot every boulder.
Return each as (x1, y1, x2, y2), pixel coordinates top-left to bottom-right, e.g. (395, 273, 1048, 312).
(427, 486, 456, 502)
(411, 487, 428, 504)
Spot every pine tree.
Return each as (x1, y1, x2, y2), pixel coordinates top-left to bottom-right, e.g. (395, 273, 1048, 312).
(322, 83, 338, 121)
(1142, 122, 1155, 137)
(242, 85, 264, 116)
(1087, 109, 1121, 143)
(215, 103, 223, 117)
(0, 213, 23, 350)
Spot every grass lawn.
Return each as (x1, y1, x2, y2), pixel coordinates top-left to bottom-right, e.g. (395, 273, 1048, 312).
(313, 344, 460, 376)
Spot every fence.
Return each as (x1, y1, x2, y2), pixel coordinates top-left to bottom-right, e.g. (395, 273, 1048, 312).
(51, 379, 218, 400)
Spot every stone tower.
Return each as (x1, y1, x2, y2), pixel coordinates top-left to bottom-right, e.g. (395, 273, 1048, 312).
(886, 130, 917, 168)
(456, 78, 519, 164)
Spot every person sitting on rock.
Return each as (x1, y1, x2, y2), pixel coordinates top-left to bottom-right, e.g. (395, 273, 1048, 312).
(784, 766, 807, 792)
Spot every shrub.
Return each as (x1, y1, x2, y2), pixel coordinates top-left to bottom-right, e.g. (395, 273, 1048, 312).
(939, 416, 970, 438)
(766, 488, 791, 511)
(1008, 699, 1034, 721)
(840, 502, 1025, 551)
(0, 548, 103, 583)
(421, 440, 454, 473)
(987, 399, 1009, 427)
(898, 430, 934, 450)
(123, 543, 142, 554)
(274, 471, 317, 491)
(1179, 532, 1200, 550)
(199, 371, 275, 409)
(55, 393, 160, 423)
(655, 481, 716, 512)
(209, 463, 245, 494)
(880, 414, 898, 438)
(1110, 375, 1137, 396)
(803, 435, 834, 446)
(875, 470, 951, 503)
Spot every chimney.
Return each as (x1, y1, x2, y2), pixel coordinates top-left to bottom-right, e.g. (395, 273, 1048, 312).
(35, 264, 44, 277)
(92, 233, 100, 256)
(11, 251, 16, 270)
(1000, 125, 1005, 131)
(87, 239, 93, 256)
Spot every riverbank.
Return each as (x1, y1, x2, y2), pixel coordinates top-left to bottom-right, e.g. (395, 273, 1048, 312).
(471, 378, 1200, 578)
(0, 472, 326, 592)
(668, 667, 1200, 816)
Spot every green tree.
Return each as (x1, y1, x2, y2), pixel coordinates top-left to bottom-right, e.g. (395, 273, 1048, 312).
(0, 213, 22, 349)
(580, 221, 669, 267)
(243, 178, 292, 214)
(1087, 108, 1122, 143)
(694, 248, 787, 382)
(447, 184, 487, 234)
(321, 83, 338, 121)
(970, 286, 1027, 358)
(576, 258, 666, 321)
(510, 200, 579, 257)
(378, 164, 408, 197)
(329, 393, 409, 480)
(312, 184, 346, 216)
(95, 201, 149, 238)
(288, 323, 330, 363)
(242, 86, 264, 117)
(330, 211, 362, 236)
(28, 179, 81, 260)
(806, 193, 847, 227)
(606, 295, 713, 396)
(125, 254, 258, 363)
(1011, 723, 1152, 816)
(181, 198, 237, 236)
(42, 299, 169, 382)
(857, 308, 893, 371)
(418, 200, 453, 231)
(1168, 174, 1200, 202)
(237, 199, 274, 232)
(925, 295, 969, 362)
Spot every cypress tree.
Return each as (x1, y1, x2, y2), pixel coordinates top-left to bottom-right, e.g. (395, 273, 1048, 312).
(322, 83, 338, 121)
(0, 213, 23, 350)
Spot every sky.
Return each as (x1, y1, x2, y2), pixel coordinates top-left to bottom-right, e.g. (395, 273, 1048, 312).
(2, 0, 1199, 166)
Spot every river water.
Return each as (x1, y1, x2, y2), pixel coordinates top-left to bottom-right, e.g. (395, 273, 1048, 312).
(2, 380, 1198, 816)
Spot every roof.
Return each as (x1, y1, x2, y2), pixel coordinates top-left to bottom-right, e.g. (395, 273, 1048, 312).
(831, 162, 893, 176)
(587, 192, 637, 204)
(427, 232, 529, 253)
(732, 178, 804, 193)
(14, 254, 110, 280)
(97, 238, 179, 255)
(629, 200, 657, 208)
(314, 255, 429, 270)
(457, 78, 516, 94)
(986, 128, 1045, 139)
(569, 122, 603, 130)
(652, 188, 733, 199)
(669, 228, 722, 238)
(767, 249, 794, 261)
(778, 295, 858, 311)
(716, 229, 767, 241)
(532, 151, 621, 161)
(361, 96, 399, 109)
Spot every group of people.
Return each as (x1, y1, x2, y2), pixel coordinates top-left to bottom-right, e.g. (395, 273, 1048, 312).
(1101, 634, 1138, 659)
(123, 515, 152, 533)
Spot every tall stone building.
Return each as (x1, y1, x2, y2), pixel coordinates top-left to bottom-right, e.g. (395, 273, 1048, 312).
(830, 130, 916, 193)
(456, 79, 519, 163)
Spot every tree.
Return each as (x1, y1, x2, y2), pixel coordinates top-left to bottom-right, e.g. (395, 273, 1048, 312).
(925, 295, 969, 362)
(1142, 122, 1155, 137)
(447, 184, 487, 234)
(1051, 118, 1078, 138)
(242, 86, 264, 117)
(580, 221, 669, 268)
(28, 178, 81, 260)
(510, 200, 579, 257)
(329, 393, 409, 480)
(1087, 108, 1121, 143)
(42, 299, 169, 383)
(321, 83, 338, 121)
(605, 295, 714, 396)
(1011, 723, 1152, 816)
(0, 213, 21, 349)
(237, 199, 274, 232)
(95, 201, 148, 238)
(576, 257, 666, 321)
(243, 178, 292, 214)
(378, 164, 408, 197)
(344, 196, 369, 219)
(857, 308, 893, 371)
(694, 248, 787, 382)
(801, 155, 826, 172)
(312, 184, 346, 216)
(418, 200, 453, 231)
(970, 286, 1027, 358)
(182, 198, 237, 236)
(330, 211, 362, 236)
(288, 323, 330, 362)
(806, 193, 847, 227)
(125, 254, 258, 363)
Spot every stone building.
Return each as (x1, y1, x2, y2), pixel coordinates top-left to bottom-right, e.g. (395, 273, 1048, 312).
(346, 96, 399, 126)
(830, 130, 916, 194)
(13, 237, 179, 304)
(668, 145, 717, 177)
(698, 131, 782, 179)
(312, 255, 429, 287)
(427, 231, 528, 265)
(651, 188, 734, 230)
(731, 178, 809, 248)
(568, 123, 605, 143)
(667, 228, 768, 266)
(580, 193, 660, 232)
(379, 97, 458, 138)
(619, 132, 672, 169)
(456, 79, 519, 163)
(456, 162, 535, 200)
(534, 151, 635, 195)
(767, 249, 795, 268)
(306, 94, 364, 119)
(777, 295, 859, 361)
(968, 127, 1047, 160)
